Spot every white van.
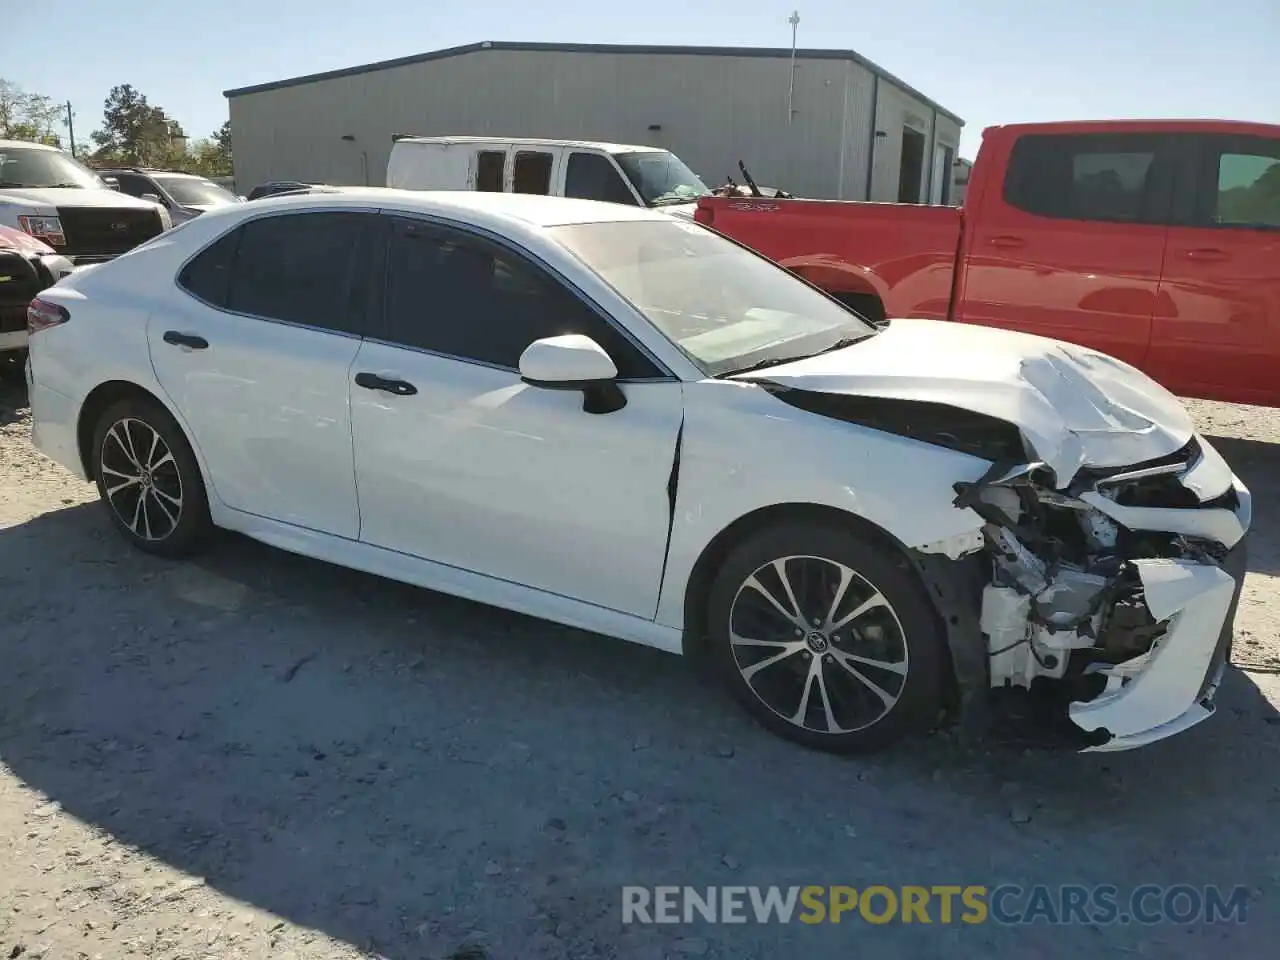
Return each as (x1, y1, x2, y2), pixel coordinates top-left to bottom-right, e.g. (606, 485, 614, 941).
(386, 137, 710, 217)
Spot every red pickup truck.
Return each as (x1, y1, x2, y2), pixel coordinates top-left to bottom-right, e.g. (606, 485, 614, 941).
(694, 120, 1280, 407)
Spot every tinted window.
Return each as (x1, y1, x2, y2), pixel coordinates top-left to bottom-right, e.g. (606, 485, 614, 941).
(564, 153, 637, 204)
(512, 152, 552, 195)
(177, 229, 241, 306)
(223, 212, 372, 334)
(111, 173, 152, 198)
(383, 218, 661, 379)
(1213, 138, 1280, 228)
(1004, 134, 1165, 223)
(476, 151, 505, 192)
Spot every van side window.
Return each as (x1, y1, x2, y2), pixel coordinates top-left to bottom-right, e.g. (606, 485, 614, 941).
(512, 152, 553, 195)
(475, 151, 505, 192)
(1211, 139, 1280, 229)
(564, 153, 638, 205)
(1004, 133, 1166, 224)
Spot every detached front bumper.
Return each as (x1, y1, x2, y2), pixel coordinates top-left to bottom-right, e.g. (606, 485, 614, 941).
(1070, 533, 1247, 752)
(1063, 439, 1250, 752)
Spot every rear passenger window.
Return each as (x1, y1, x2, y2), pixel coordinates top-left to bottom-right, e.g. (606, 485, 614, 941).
(226, 212, 372, 334)
(1004, 134, 1165, 223)
(177, 230, 241, 307)
(564, 153, 637, 205)
(475, 151, 505, 192)
(1213, 142, 1280, 228)
(512, 151, 553, 195)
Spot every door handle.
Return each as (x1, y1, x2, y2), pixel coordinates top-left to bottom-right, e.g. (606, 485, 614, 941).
(1184, 248, 1229, 262)
(354, 372, 418, 396)
(988, 235, 1025, 249)
(162, 331, 208, 350)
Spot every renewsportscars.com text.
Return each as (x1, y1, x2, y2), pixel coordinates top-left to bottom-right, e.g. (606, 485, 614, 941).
(621, 884, 1250, 926)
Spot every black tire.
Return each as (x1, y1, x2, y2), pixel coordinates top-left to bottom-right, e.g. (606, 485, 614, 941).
(706, 521, 946, 753)
(90, 397, 213, 558)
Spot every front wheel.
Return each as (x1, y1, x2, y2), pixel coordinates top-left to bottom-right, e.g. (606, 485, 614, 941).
(706, 522, 946, 753)
(91, 397, 213, 557)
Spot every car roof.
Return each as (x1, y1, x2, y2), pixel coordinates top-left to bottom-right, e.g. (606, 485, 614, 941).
(394, 136, 661, 155)
(0, 139, 59, 151)
(220, 188, 673, 228)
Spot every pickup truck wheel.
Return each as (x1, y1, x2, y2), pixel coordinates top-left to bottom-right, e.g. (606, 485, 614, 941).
(706, 522, 945, 753)
(832, 292, 886, 326)
(91, 398, 213, 558)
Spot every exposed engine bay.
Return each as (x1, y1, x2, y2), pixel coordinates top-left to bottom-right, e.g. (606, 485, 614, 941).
(745, 328, 1252, 751)
(949, 438, 1248, 751)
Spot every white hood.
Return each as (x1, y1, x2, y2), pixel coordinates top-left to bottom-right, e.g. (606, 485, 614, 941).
(0, 187, 161, 212)
(737, 317, 1194, 485)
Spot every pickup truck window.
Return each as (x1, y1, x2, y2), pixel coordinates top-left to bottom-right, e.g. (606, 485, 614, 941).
(551, 219, 876, 377)
(1004, 133, 1166, 224)
(1214, 142, 1280, 229)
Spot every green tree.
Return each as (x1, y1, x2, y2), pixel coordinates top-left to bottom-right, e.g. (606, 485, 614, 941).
(0, 79, 63, 145)
(90, 84, 178, 166)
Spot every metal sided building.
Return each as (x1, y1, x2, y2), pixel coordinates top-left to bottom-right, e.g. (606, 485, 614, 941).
(223, 40, 963, 203)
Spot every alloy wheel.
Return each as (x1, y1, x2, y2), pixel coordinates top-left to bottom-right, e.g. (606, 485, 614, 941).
(728, 555, 909, 734)
(99, 417, 185, 542)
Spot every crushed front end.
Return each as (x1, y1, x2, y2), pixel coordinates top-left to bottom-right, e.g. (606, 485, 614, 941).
(952, 436, 1250, 752)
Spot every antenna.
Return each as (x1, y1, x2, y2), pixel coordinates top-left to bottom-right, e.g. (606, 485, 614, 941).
(787, 10, 801, 124)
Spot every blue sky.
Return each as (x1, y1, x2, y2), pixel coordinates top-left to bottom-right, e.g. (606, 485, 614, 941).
(5, 0, 1277, 160)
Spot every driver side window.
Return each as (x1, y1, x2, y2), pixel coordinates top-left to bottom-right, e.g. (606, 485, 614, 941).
(382, 218, 664, 380)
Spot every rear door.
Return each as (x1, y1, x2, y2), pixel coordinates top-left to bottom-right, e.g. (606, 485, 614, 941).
(1149, 132, 1280, 404)
(149, 209, 381, 537)
(509, 147, 561, 195)
(957, 132, 1175, 369)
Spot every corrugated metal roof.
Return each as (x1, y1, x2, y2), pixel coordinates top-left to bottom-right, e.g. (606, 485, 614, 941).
(222, 40, 963, 126)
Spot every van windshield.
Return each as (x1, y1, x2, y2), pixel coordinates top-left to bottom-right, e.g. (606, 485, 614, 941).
(615, 151, 710, 206)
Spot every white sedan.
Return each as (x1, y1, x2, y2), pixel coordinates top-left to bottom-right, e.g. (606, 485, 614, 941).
(26, 189, 1251, 753)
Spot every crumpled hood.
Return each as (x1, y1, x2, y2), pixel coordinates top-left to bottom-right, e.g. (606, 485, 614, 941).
(737, 317, 1194, 485)
(0, 187, 161, 212)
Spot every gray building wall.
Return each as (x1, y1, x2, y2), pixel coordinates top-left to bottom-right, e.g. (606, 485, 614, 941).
(226, 43, 961, 203)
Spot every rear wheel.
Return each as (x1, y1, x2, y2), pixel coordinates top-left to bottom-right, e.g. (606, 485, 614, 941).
(91, 398, 213, 557)
(706, 522, 946, 753)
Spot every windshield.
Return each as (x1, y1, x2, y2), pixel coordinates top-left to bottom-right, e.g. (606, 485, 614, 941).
(155, 176, 238, 206)
(551, 220, 877, 377)
(0, 145, 104, 189)
(614, 151, 711, 206)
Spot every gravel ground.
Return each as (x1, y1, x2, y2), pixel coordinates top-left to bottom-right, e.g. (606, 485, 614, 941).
(1, 375, 1278, 959)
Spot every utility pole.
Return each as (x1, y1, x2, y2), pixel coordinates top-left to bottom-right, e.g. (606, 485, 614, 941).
(787, 10, 800, 124)
(64, 101, 76, 157)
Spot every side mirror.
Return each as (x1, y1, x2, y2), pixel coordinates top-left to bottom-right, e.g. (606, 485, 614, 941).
(102, 176, 120, 191)
(141, 193, 164, 205)
(519, 334, 627, 414)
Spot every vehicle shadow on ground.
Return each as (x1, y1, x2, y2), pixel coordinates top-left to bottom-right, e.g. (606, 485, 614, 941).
(0, 376, 27, 427)
(1, 504, 1277, 959)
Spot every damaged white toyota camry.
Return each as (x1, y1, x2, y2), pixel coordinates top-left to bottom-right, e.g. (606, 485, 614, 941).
(25, 190, 1249, 754)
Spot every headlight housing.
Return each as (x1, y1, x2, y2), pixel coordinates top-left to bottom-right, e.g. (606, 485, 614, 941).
(17, 215, 65, 247)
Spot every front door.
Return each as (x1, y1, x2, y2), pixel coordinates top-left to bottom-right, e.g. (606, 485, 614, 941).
(957, 131, 1173, 369)
(148, 209, 381, 537)
(350, 217, 683, 617)
(1149, 132, 1280, 405)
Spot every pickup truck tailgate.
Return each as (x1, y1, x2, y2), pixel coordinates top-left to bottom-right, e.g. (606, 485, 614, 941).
(695, 197, 964, 321)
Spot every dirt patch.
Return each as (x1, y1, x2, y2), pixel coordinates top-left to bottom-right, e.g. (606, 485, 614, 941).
(2, 378, 1278, 958)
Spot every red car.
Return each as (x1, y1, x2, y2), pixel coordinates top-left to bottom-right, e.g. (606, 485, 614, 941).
(695, 119, 1280, 407)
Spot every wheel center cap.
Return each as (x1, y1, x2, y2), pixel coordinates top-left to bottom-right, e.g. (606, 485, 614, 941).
(804, 630, 829, 653)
